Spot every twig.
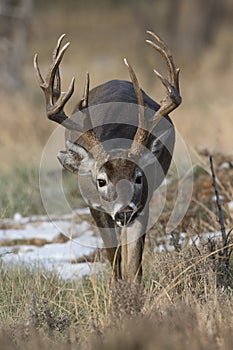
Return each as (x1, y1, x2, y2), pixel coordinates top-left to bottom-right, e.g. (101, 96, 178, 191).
(209, 155, 227, 247)
(209, 155, 230, 285)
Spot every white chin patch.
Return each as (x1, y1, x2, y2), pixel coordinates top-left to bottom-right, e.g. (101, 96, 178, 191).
(129, 202, 137, 211)
(116, 221, 124, 227)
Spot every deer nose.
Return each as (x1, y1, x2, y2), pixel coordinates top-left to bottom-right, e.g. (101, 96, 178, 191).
(114, 206, 136, 226)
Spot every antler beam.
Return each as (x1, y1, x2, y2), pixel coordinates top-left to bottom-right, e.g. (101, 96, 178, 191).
(125, 31, 182, 156)
(34, 34, 108, 163)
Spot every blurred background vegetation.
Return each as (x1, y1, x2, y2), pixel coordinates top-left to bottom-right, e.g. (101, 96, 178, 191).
(0, 0, 232, 217)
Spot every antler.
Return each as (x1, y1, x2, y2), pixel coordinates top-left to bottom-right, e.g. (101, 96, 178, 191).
(34, 34, 79, 131)
(34, 35, 108, 163)
(125, 31, 182, 156)
(124, 58, 148, 156)
(146, 31, 181, 122)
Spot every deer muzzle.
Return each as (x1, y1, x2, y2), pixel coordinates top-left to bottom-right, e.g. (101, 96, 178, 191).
(114, 205, 138, 227)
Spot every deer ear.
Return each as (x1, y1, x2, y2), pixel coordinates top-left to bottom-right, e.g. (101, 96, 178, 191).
(57, 141, 94, 175)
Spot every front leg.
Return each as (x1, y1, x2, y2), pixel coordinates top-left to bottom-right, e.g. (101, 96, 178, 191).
(121, 207, 149, 284)
(90, 208, 121, 280)
(126, 233, 146, 284)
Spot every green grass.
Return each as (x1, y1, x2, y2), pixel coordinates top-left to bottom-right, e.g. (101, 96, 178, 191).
(0, 165, 44, 218)
(0, 165, 84, 219)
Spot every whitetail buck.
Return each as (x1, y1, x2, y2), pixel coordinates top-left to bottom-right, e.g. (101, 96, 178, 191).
(34, 31, 181, 283)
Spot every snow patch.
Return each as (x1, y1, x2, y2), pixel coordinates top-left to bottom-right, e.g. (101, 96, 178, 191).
(0, 210, 103, 281)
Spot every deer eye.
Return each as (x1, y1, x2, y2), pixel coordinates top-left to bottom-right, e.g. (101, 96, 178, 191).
(135, 175, 142, 184)
(97, 179, 107, 187)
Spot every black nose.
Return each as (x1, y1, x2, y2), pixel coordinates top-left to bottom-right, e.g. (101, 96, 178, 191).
(114, 207, 137, 226)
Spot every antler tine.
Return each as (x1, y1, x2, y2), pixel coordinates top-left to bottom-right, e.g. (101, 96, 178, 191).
(34, 38, 70, 105)
(82, 71, 90, 109)
(52, 33, 66, 100)
(79, 73, 107, 160)
(124, 58, 149, 156)
(124, 59, 144, 109)
(33, 54, 45, 86)
(34, 35, 82, 132)
(146, 31, 182, 128)
(56, 76, 75, 112)
(79, 72, 94, 133)
(147, 31, 168, 50)
(79, 72, 90, 112)
(47, 42, 70, 104)
(146, 35, 174, 88)
(53, 33, 66, 59)
(77, 71, 94, 141)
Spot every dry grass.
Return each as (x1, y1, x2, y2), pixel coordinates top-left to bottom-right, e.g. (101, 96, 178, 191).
(0, 236, 233, 349)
